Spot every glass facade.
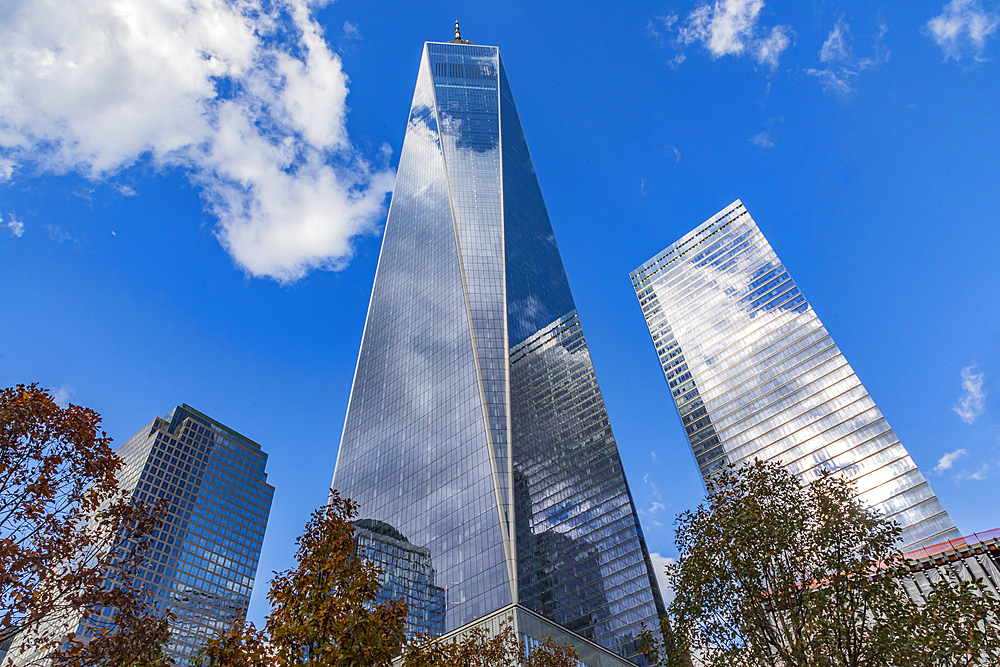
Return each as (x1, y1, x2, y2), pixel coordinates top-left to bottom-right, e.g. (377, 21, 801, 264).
(631, 200, 961, 551)
(88, 405, 273, 665)
(332, 39, 663, 662)
(353, 520, 447, 638)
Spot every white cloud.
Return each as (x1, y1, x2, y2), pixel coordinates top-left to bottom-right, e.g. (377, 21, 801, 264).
(342, 20, 362, 40)
(5, 213, 24, 237)
(925, 0, 999, 61)
(648, 552, 676, 606)
(954, 462, 990, 482)
(51, 383, 76, 408)
(806, 19, 889, 95)
(751, 130, 774, 147)
(673, 0, 793, 69)
(669, 145, 682, 162)
(953, 364, 986, 424)
(47, 224, 73, 243)
(0, 0, 393, 283)
(934, 447, 968, 473)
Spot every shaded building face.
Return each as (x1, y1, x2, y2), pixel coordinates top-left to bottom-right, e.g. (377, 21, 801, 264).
(332, 40, 663, 662)
(631, 200, 960, 551)
(101, 405, 274, 665)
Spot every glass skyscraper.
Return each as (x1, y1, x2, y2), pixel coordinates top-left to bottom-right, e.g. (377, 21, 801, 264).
(125, 405, 274, 663)
(630, 200, 961, 551)
(331, 33, 662, 665)
(65, 405, 271, 666)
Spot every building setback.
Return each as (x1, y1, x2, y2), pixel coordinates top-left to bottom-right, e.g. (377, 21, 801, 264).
(630, 200, 960, 551)
(331, 28, 663, 665)
(902, 529, 1000, 602)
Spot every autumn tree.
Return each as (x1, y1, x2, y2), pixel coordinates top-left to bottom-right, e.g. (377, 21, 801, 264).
(0, 384, 166, 667)
(883, 576, 1000, 667)
(195, 491, 408, 667)
(195, 492, 580, 667)
(641, 459, 1000, 667)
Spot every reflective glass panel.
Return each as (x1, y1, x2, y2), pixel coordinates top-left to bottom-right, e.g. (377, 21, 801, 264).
(631, 201, 962, 550)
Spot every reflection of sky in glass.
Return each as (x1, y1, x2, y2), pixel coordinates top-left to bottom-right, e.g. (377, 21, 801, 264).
(632, 200, 961, 551)
(430, 43, 511, 534)
(333, 48, 511, 630)
(511, 313, 664, 659)
(333, 41, 664, 659)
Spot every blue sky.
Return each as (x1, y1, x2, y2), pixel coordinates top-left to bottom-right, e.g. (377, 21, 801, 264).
(2, 0, 998, 624)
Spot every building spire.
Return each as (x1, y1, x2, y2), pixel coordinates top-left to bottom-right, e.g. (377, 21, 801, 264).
(449, 20, 474, 44)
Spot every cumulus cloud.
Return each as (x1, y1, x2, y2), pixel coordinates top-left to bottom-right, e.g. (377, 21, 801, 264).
(648, 552, 676, 606)
(0, 0, 393, 283)
(953, 364, 986, 424)
(666, 0, 793, 70)
(934, 448, 968, 473)
(806, 19, 889, 95)
(51, 383, 76, 408)
(925, 0, 999, 61)
(5, 213, 24, 237)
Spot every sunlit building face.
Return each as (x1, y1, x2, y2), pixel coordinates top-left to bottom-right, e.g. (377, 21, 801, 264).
(331, 38, 662, 664)
(631, 200, 960, 551)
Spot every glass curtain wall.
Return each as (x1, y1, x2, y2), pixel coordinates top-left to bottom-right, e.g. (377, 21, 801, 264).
(631, 200, 961, 551)
(333, 40, 663, 662)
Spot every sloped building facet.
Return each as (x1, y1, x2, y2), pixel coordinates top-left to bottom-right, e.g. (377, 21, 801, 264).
(331, 35, 663, 664)
(630, 200, 961, 551)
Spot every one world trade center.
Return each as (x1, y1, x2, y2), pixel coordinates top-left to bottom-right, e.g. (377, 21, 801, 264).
(331, 28, 663, 665)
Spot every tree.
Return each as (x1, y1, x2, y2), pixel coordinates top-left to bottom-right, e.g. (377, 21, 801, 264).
(884, 577, 1000, 667)
(0, 384, 166, 667)
(646, 459, 1000, 667)
(190, 619, 268, 667)
(196, 491, 408, 667)
(195, 492, 580, 667)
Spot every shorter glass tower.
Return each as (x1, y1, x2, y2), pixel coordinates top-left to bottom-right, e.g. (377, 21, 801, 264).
(631, 200, 960, 551)
(353, 520, 447, 638)
(100, 405, 274, 664)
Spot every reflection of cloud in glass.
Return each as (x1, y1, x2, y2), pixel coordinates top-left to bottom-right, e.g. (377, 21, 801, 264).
(334, 42, 664, 660)
(333, 49, 510, 631)
(511, 312, 665, 654)
(633, 200, 961, 551)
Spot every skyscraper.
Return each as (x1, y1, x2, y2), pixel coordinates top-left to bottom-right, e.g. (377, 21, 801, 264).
(3, 405, 275, 667)
(124, 405, 274, 663)
(331, 30, 663, 664)
(630, 200, 961, 551)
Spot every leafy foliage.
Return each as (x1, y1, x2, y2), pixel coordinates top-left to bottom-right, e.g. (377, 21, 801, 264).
(641, 459, 1000, 667)
(194, 491, 408, 667)
(194, 493, 580, 667)
(190, 620, 269, 667)
(884, 577, 1000, 667)
(0, 384, 167, 667)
